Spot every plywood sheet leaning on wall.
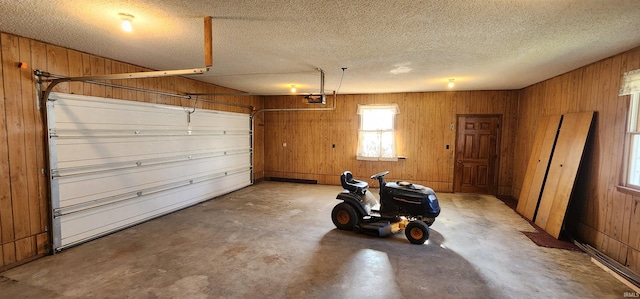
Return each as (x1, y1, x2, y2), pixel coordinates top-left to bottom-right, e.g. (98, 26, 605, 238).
(516, 115, 562, 220)
(535, 111, 594, 239)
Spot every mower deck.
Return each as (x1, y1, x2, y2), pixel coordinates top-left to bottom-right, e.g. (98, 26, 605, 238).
(357, 217, 409, 237)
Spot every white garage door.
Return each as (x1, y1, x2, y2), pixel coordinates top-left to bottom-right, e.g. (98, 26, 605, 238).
(47, 93, 252, 251)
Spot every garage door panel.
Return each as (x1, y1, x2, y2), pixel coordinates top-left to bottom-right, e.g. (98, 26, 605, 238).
(59, 170, 250, 247)
(47, 93, 251, 251)
(55, 99, 248, 131)
(55, 135, 249, 169)
(191, 113, 248, 129)
(58, 154, 250, 208)
(56, 98, 187, 126)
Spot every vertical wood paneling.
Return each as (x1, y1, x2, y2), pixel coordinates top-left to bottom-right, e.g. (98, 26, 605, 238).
(47, 45, 69, 93)
(0, 33, 8, 267)
(585, 60, 602, 230)
(110, 61, 125, 100)
(610, 55, 627, 246)
(30, 41, 48, 233)
(67, 50, 83, 95)
(516, 46, 640, 275)
(81, 53, 91, 96)
(15, 236, 34, 262)
(630, 199, 640, 252)
(35, 232, 47, 255)
(2, 33, 27, 244)
(124, 64, 138, 101)
(264, 91, 517, 192)
(90, 55, 106, 98)
(0, 31, 264, 270)
(19, 37, 40, 242)
(104, 60, 113, 98)
(595, 58, 614, 238)
(2, 243, 15, 265)
(621, 194, 633, 246)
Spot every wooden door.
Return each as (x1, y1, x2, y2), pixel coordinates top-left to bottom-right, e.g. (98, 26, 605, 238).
(454, 115, 501, 194)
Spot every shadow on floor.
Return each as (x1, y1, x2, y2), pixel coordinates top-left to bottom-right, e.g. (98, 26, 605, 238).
(284, 228, 497, 299)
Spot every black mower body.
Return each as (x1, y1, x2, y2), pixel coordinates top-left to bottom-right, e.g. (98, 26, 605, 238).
(380, 182, 440, 219)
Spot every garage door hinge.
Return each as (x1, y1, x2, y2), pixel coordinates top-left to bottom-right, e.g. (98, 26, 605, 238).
(53, 210, 62, 217)
(49, 129, 58, 137)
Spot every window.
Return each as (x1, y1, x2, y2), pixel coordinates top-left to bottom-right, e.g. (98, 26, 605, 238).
(625, 93, 640, 187)
(356, 104, 399, 161)
(621, 69, 640, 188)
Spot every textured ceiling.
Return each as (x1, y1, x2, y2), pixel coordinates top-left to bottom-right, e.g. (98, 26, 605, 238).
(1, 0, 640, 95)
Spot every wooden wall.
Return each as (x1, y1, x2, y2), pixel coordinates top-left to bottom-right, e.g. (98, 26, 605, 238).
(263, 91, 518, 194)
(4, 26, 639, 279)
(0, 32, 264, 270)
(513, 46, 640, 275)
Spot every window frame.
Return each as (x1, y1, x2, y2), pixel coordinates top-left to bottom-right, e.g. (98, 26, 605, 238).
(623, 92, 640, 190)
(356, 104, 399, 161)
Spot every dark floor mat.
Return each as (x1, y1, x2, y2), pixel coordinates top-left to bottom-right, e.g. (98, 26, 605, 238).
(521, 230, 580, 251)
(495, 195, 580, 251)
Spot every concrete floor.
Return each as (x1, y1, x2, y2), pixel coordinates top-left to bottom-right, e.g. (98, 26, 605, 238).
(0, 181, 632, 298)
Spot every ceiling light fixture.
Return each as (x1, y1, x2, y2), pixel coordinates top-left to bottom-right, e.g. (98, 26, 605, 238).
(291, 85, 296, 93)
(119, 13, 134, 32)
(448, 79, 455, 88)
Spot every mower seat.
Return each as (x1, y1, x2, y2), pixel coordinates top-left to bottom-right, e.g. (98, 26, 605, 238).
(341, 171, 368, 194)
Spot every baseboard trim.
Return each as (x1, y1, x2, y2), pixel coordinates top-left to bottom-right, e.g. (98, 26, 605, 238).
(266, 177, 318, 184)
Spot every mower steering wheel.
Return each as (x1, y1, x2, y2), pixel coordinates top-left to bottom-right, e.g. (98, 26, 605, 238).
(370, 171, 390, 179)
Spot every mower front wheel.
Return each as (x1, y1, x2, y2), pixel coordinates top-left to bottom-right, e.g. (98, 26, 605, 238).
(405, 220, 429, 244)
(331, 202, 360, 231)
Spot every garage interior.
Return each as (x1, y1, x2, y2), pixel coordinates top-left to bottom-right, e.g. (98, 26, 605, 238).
(0, 1, 640, 298)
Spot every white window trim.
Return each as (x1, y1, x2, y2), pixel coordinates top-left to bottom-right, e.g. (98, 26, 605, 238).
(356, 104, 399, 161)
(623, 92, 640, 189)
(620, 69, 640, 190)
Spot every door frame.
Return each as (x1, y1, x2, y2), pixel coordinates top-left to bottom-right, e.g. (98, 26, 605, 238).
(453, 114, 502, 194)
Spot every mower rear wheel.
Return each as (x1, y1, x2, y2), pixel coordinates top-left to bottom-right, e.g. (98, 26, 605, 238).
(331, 202, 359, 230)
(405, 220, 429, 244)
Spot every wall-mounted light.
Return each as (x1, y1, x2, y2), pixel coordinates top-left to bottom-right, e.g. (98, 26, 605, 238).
(119, 13, 134, 32)
(448, 79, 455, 88)
(291, 85, 296, 93)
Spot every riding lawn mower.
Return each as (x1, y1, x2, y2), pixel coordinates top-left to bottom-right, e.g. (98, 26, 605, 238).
(331, 171, 441, 244)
